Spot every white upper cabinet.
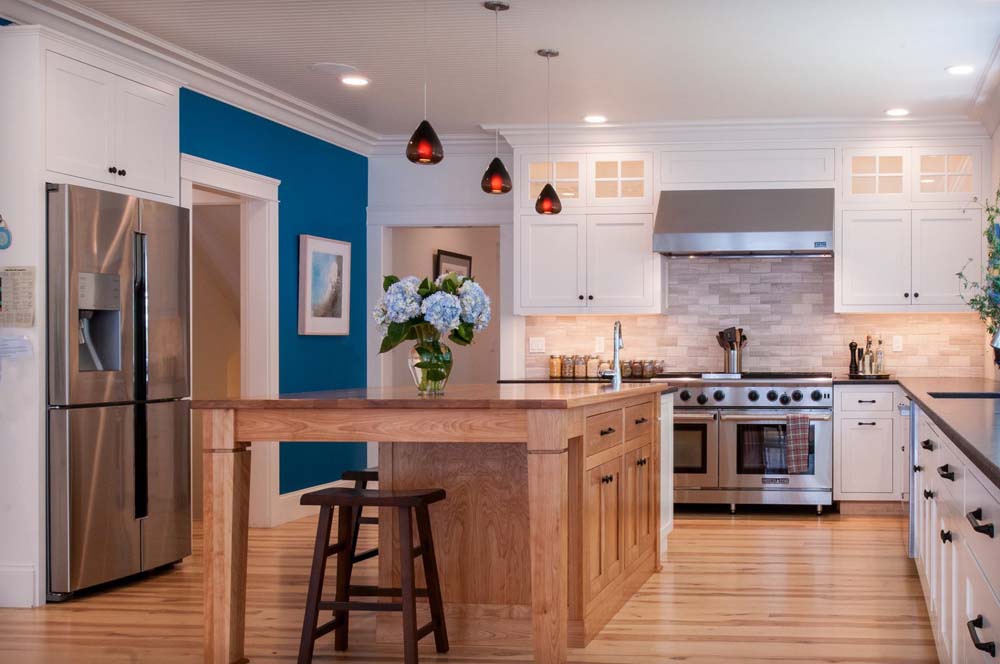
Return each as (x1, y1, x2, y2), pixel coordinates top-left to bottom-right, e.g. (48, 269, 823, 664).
(44, 51, 178, 199)
(842, 148, 910, 204)
(587, 214, 655, 308)
(911, 147, 981, 203)
(911, 209, 982, 306)
(521, 154, 586, 210)
(587, 153, 653, 207)
(841, 210, 912, 306)
(519, 214, 587, 309)
(45, 53, 116, 185)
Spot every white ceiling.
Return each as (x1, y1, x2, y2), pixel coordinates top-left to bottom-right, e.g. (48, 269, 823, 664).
(69, 0, 1000, 135)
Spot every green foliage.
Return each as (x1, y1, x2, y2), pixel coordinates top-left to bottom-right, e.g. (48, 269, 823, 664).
(958, 186, 1000, 334)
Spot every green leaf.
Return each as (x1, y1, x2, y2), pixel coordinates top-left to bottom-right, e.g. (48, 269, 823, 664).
(378, 321, 408, 353)
(417, 277, 434, 297)
(426, 368, 447, 381)
(382, 275, 400, 292)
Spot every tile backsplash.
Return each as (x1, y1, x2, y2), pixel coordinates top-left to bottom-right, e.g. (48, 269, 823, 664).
(524, 257, 990, 378)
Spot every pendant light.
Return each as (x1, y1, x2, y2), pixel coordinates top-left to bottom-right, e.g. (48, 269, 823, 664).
(480, 1, 512, 194)
(406, 0, 444, 164)
(535, 49, 561, 214)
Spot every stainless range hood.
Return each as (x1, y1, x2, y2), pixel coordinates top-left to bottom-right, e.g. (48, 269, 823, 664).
(652, 188, 834, 257)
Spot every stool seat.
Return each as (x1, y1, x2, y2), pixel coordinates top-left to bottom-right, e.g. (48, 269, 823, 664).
(301, 487, 446, 508)
(341, 468, 379, 483)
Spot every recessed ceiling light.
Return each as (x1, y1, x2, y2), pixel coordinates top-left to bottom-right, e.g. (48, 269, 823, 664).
(340, 73, 370, 87)
(946, 64, 975, 76)
(885, 108, 910, 117)
(583, 114, 607, 124)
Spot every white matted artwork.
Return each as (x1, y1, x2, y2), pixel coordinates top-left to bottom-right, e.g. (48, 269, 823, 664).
(298, 235, 351, 335)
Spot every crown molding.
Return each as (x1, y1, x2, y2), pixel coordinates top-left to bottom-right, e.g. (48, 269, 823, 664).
(0, 0, 380, 155)
(971, 33, 1000, 134)
(486, 117, 992, 149)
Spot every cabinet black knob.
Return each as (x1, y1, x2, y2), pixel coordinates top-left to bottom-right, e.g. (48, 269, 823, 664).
(108, 166, 118, 174)
(904, 292, 910, 298)
(913, 292, 919, 298)
(578, 295, 584, 300)
(118, 169, 126, 177)
(940, 529, 952, 543)
(923, 489, 934, 499)
(587, 295, 594, 300)
(920, 439, 935, 451)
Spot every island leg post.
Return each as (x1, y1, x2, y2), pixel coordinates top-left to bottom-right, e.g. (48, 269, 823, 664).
(202, 408, 251, 664)
(526, 410, 570, 664)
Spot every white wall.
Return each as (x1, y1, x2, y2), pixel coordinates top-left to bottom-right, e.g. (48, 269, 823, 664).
(388, 226, 501, 386)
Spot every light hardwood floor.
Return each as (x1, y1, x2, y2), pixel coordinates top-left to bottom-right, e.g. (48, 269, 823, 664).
(0, 511, 935, 663)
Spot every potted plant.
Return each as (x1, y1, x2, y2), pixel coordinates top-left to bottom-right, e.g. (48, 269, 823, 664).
(372, 272, 491, 394)
(958, 186, 1000, 366)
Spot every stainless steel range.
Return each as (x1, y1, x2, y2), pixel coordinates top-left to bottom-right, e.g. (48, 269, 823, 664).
(653, 372, 834, 512)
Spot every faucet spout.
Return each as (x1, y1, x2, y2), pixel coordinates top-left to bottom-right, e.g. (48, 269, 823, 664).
(610, 320, 623, 390)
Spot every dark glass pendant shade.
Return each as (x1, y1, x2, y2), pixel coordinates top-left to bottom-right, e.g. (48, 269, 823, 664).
(406, 119, 444, 164)
(535, 183, 562, 214)
(481, 157, 512, 194)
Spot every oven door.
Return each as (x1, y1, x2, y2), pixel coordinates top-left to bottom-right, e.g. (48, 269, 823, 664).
(719, 410, 832, 490)
(673, 410, 719, 489)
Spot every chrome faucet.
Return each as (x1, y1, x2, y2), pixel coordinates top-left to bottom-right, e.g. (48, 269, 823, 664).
(599, 320, 625, 389)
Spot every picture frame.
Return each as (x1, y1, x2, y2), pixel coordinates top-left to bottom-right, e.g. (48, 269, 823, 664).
(434, 250, 473, 279)
(298, 234, 351, 335)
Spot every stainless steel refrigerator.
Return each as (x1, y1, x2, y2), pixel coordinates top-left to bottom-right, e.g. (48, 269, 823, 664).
(46, 183, 191, 600)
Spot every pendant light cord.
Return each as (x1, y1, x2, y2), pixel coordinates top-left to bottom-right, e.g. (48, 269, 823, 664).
(423, 0, 428, 120)
(546, 53, 551, 170)
(494, 5, 499, 158)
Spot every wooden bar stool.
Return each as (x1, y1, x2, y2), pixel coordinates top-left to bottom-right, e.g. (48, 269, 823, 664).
(297, 487, 449, 664)
(341, 468, 379, 564)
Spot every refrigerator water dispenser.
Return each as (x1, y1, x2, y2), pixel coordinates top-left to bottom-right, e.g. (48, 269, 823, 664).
(77, 272, 121, 372)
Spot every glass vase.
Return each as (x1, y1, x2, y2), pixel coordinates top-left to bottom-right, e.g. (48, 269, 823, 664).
(408, 324, 453, 394)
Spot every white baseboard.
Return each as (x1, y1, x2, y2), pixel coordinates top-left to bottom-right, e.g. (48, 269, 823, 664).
(0, 563, 37, 607)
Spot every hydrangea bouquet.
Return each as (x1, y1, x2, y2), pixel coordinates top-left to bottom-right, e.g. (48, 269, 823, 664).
(373, 272, 491, 393)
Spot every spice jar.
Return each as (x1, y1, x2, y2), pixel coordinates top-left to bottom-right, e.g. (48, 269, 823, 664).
(560, 355, 574, 378)
(573, 355, 587, 378)
(631, 360, 643, 377)
(586, 355, 600, 378)
(643, 360, 656, 378)
(548, 355, 561, 379)
(621, 359, 632, 378)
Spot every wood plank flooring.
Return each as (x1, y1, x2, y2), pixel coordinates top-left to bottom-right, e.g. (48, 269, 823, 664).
(0, 511, 936, 663)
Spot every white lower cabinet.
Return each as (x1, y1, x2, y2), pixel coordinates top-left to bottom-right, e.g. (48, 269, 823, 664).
(834, 385, 907, 501)
(516, 213, 662, 314)
(838, 418, 894, 495)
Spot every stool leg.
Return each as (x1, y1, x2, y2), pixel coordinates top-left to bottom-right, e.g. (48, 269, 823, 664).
(398, 506, 419, 664)
(298, 505, 334, 664)
(333, 504, 355, 651)
(415, 505, 449, 653)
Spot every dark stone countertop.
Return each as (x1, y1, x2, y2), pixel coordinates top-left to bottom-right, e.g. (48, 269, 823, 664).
(833, 375, 900, 385)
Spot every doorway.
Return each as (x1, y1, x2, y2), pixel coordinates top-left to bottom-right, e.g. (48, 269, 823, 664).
(386, 226, 501, 386)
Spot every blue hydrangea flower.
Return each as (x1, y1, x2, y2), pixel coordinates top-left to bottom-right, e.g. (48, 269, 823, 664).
(371, 300, 389, 334)
(458, 280, 491, 332)
(383, 276, 422, 323)
(421, 291, 462, 334)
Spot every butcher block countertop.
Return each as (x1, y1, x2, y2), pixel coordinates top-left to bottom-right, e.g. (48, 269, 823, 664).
(192, 381, 674, 411)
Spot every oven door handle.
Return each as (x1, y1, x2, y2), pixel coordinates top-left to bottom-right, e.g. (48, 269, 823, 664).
(674, 413, 718, 422)
(719, 413, 832, 422)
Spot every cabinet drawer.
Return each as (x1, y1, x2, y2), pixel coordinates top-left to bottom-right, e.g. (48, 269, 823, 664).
(585, 408, 624, 457)
(960, 541, 1000, 664)
(839, 391, 894, 412)
(625, 401, 653, 441)
(965, 471, 1000, 597)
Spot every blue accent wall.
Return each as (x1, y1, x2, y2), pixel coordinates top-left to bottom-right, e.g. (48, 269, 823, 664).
(179, 89, 369, 493)
(0, 18, 12, 25)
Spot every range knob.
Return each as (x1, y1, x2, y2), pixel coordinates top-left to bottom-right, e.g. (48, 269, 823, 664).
(791, 390, 803, 402)
(747, 390, 760, 402)
(779, 394, 791, 405)
(810, 389, 823, 402)
(696, 394, 709, 405)
(766, 390, 779, 402)
(679, 390, 692, 402)
(713, 390, 725, 402)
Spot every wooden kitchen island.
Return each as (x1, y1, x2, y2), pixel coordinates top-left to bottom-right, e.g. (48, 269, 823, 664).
(192, 382, 671, 664)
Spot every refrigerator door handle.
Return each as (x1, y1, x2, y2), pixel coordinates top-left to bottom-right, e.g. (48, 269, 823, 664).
(133, 231, 148, 401)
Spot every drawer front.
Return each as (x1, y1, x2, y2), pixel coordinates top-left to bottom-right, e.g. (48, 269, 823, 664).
(960, 542, 1000, 664)
(585, 408, 624, 457)
(964, 470, 1000, 597)
(625, 401, 654, 441)
(839, 391, 894, 412)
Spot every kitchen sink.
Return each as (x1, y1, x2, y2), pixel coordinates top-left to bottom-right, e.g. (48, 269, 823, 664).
(928, 392, 1000, 399)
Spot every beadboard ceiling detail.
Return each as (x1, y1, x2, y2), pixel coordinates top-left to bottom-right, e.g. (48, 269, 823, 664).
(35, 0, 1000, 137)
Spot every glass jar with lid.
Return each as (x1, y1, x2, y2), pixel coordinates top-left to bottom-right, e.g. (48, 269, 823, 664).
(643, 360, 656, 378)
(586, 355, 600, 378)
(621, 360, 632, 378)
(560, 355, 574, 378)
(631, 360, 644, 377)
(548, 355, 561, 379)
(573, 355, 588, 378)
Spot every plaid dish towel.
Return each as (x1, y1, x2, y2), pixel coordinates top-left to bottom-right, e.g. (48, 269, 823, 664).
(786, 414, 811, 474)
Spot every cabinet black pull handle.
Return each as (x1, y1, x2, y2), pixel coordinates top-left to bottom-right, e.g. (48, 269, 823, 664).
(904, 292, 910, 298)
(108, 166, 118, 174)
(920, 439, 935, 451)
(937, 464, 956, 481)
(858, 422, 877, 426)
(923, 489, 934, 499)
(940, 529, 952, 543)
(858, 399, 877, 404)
(599, 427, 616, 436)
(634, 417, 648, 425)
(967, 508, 995, 538)
(914, 464, 923, 473)
(968, 615, 996, 657)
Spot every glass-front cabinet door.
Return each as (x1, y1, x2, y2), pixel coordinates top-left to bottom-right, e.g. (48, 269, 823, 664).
(587, 153, 653, 207)
(911, 147, 981, 202)
(520, 153, 585, 210)
(842, 148, 909, 204)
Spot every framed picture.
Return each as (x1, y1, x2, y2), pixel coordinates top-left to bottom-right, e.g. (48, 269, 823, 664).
(434, 250, 473, 279)
(298, 235, 351, 335)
